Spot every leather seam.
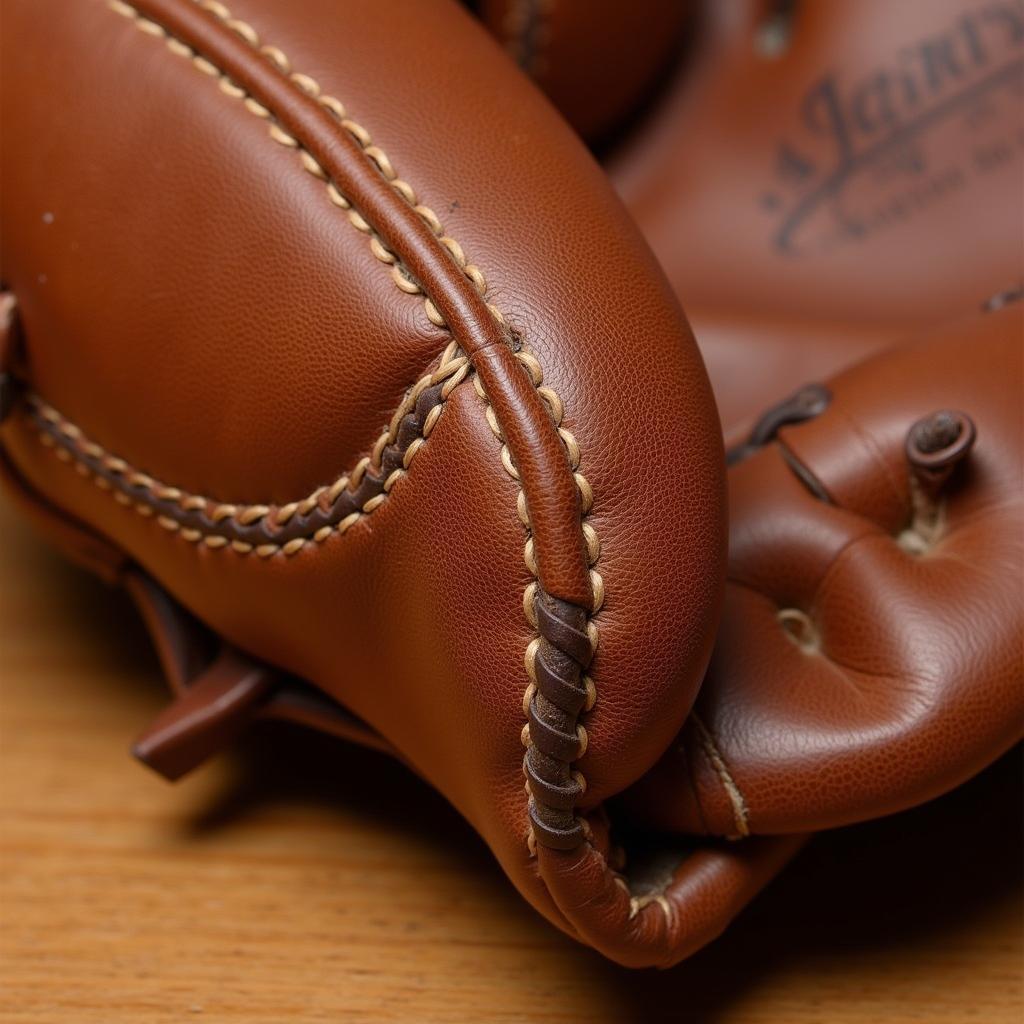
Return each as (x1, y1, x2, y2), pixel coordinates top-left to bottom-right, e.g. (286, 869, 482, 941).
(682, 738, 713, 835)
(691, 712, 750, 837)
(110, 0, 494, 333)
(473, 364, 604, 854)
(22, 346, 467, 557)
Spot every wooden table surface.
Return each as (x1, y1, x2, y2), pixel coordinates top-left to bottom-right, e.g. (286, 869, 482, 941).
(1, 496, 1021, 1023)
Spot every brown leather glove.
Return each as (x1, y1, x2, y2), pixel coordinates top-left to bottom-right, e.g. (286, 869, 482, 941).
(0, 0, 800, 969)
(622, 305, 1024, 837)
(4, 0, 1020, 971)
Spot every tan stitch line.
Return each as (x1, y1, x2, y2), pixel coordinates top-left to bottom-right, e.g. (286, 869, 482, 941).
(26, 342, 467, 557)
(109, 0, 489, 332)
(691, 712, 750, 838)
(103, 0, 508, 554)
(477, 353, 603, 855)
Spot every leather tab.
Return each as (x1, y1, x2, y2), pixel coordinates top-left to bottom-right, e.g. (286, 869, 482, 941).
(122, 570, 396, 759)
(132, 647, 276, 780)
(727, 383, 831, 466)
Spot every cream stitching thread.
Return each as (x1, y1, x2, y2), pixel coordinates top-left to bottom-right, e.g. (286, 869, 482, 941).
(475, 361, 604, 856)
(100, 0, 505, 555)
(109, 0, 503, 331)
(628, 891, 674, 923)
(28, 342, 468, 557)
(691, 712, 750, 838)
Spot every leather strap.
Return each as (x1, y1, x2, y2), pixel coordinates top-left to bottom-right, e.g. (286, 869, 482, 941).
(132, 646, 275, 780)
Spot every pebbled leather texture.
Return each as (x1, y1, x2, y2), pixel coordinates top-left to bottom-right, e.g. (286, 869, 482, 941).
(471, 0, 1024, 949)
(621, 308, 1024, 837)
(0, 0, 745, 968)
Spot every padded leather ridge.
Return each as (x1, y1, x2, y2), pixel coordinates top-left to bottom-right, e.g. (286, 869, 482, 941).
(105, 0, 603, 854)
(120, 0, 593, 609)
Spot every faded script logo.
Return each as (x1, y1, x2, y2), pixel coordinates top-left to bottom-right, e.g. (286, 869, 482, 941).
(760, 1, 1024, 255)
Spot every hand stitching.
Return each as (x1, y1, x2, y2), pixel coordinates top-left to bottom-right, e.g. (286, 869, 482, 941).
(691, 712, 750, 837)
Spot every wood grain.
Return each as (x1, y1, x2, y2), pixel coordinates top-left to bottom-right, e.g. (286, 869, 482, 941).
(1, 497, 1021, 1023)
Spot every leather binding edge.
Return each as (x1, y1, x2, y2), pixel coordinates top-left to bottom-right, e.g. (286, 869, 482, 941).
(23, 362, 464, 557)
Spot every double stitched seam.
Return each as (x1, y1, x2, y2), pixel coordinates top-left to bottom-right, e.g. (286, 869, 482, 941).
(691, 712, 750, 837)
(107, 0, 601, 854)
(475, 367, 604, 853)
(25, 346, 465, 556)
(98, 0, 501, 555)
(110, 0, 498, 332)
